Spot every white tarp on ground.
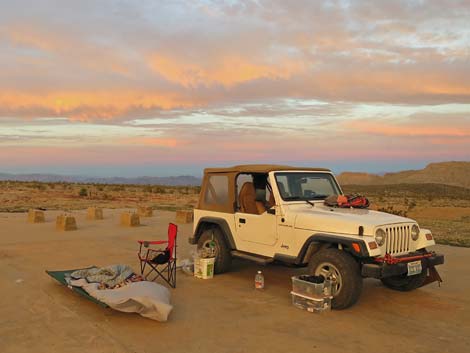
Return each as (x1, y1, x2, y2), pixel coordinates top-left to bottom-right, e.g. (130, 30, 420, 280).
(71, 279, 173, 322)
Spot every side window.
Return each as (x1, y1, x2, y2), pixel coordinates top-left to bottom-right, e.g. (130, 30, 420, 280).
(236, 174, 252, 196)
(204, 175, 229, 205)
(236, 174, 253, 207)
(236, 173, 273, 213)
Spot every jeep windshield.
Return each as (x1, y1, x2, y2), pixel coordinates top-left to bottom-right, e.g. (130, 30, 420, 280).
(274, 172, 341, 201)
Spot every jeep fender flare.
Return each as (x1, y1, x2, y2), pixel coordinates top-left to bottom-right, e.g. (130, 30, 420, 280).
(297, 233, 370, 264)
(190, 217, 236, 249)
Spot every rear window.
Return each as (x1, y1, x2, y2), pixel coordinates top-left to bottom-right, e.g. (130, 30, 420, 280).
(204, 175, 229, 205)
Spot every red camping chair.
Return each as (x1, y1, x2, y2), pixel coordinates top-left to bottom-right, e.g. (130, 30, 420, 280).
(137, 223, 177, 288)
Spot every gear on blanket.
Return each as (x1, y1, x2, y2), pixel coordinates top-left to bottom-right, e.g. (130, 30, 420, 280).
(70, 264, 144, 290)
(324, 194, 370, 209)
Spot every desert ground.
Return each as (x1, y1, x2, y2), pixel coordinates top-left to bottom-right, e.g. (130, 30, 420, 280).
(0, 181, 199, 213)
(343, 184, 470, 247)
(1, 208, 469, 353)
(2, 180, 470, 247)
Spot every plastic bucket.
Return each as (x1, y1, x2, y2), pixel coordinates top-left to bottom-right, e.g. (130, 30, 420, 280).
(194, 257, 215, 279)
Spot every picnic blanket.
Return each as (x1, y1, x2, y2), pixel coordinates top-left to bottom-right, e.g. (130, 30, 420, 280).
(47, 266, 173, 322)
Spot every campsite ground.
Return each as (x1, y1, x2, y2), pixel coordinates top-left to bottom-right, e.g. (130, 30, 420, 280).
(0, 209, 469, 353)
(2, 180, 469, 247)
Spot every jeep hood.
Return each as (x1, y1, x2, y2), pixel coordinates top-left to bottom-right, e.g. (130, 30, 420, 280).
(290, 203, 415, 236)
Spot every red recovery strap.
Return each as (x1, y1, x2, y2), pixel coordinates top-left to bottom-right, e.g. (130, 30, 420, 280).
(374, 252, 435, 265)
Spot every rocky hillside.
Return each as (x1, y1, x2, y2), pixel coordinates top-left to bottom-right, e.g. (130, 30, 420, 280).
(337, 161, 470, 189)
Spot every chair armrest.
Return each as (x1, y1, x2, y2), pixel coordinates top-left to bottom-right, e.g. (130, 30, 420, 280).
(147, 249, 165, 255)
(137, 240, 168, 245)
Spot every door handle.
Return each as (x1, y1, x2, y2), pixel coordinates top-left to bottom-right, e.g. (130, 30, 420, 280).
(239, 218, 246, 224)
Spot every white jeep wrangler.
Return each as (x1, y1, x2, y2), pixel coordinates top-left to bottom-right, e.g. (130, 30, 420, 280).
(189, 165, 444, 309)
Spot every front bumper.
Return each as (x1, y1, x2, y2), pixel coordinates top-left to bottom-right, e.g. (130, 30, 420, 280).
(361, 252, 444, 279)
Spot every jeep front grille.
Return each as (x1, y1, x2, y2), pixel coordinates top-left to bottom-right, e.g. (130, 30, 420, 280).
(385, 225, 411, 255)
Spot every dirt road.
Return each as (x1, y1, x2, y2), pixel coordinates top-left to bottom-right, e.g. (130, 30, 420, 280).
(0, 209, 468, 353)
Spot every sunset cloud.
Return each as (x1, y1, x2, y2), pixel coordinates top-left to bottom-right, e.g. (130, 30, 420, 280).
(0, 1, 469, 175)
(1, 1, 469, 121)
(0, 90, 198, 121)
(149, 54, 305, 87)
(120, 137, 185, 148)
(347, 119, 470, 138)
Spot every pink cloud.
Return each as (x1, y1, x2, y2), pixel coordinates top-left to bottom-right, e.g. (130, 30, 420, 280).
(1, 127, 468, 171)
(0, 1, 469, 171)
(148, 54, 306, 88)
(1, 2, 469, 121)
(347, 121, 470, 138)
(0, 90, 198, 121)
(120, 137, 185, 148)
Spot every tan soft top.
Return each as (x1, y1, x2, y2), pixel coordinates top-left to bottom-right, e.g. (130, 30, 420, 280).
(199, 164, 332, 213)
(204, 164, 331, 174)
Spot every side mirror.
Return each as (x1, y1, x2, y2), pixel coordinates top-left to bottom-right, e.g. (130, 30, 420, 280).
(267, 208, 276, 215)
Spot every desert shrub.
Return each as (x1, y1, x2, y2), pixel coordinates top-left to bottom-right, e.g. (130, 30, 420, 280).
(153, 186, 166, 194)
(378, 206, 407, 217)
(78, 188, 88, 197)
(180, 187, 191, 194)
(101, 193, 113, 200)
(143, 185, 153, 193)
(31, 182, 46, 191)
(408, 199, 417, 210)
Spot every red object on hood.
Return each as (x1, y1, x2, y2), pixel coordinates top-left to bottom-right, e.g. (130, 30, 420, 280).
(337, 195, 349, 206)
(324, 194, 370, 209)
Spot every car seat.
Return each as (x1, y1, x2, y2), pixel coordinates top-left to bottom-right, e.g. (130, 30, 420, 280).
(239, 182, 266, 214)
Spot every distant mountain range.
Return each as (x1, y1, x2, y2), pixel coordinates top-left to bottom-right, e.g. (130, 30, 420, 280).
(0, 173, 201, 186)
(2, 161, 469, 188)
(337, 161, 470, 189)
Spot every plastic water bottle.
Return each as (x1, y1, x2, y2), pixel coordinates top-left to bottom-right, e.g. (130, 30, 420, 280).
(255, 271, 264, 289)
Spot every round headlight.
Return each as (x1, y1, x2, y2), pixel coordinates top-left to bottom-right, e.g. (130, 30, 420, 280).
(411, 224, 420, 241)
(375, 228, 386, 246)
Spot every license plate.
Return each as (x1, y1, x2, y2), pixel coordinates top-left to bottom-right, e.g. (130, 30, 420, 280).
(407, 260, 422, 276)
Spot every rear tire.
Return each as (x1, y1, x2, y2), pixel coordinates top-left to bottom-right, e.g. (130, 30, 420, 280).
(381, 271, 427, 291)
(197, 227, 232, 274)
(308, 248, 363, 310)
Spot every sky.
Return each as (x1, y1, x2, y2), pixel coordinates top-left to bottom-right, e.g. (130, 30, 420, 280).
(0, 0, 469, 177)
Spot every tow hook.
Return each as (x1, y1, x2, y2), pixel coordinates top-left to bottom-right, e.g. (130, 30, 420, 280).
(423, 266, 443, 287)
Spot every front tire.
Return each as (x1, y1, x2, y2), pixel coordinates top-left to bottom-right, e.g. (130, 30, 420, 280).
(308, 248, 363, 310)
(197, 227, 232, 274)
(381, 270, 427, 291)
